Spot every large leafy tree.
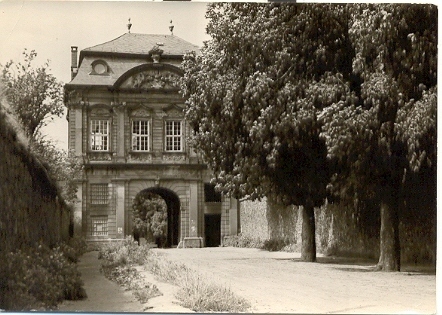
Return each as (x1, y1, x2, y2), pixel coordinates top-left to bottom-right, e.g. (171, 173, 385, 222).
(182, 3, 353, 261)
(320, 4, 437, 271)
(1, 49, 64, 138)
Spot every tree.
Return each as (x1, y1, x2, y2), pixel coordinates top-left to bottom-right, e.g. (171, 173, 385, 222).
(320, 4, 437, 271)
(30, 137, 83, 204)
(1, 49, 64, 138)
(132, 192, 168, 247)
(182, 3, 353, 261)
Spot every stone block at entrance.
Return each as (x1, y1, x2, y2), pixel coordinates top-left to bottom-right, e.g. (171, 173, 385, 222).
(182, 237, 203, 248)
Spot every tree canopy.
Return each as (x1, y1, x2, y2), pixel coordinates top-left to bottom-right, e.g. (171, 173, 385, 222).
(182, 3, 359, 261)
(182, 3, 437, 269)
(1, 49, 64, 138)
(319, 4, 437, 270)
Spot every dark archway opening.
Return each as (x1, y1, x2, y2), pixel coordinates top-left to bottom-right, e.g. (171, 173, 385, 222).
(133, 187, 180, 248)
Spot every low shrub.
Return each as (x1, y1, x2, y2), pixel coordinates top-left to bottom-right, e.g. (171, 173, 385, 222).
(0, 242, 86, 311)
(146, 252, 250, 313)
(261, 238, 291, 252)
(98, 236, 150, 268)
(98, 236, 161, 304)
(223, 234, 264, 249)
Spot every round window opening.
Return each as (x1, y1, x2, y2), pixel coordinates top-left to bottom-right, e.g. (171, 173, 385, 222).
(93, 62, 107, 74)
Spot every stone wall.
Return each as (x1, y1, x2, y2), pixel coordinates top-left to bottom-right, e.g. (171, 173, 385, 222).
(0, 110, 71, 253)
(239, 194, 436, 264)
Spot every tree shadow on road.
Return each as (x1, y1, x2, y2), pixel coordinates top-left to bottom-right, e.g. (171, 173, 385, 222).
(283, 256, 435, 275)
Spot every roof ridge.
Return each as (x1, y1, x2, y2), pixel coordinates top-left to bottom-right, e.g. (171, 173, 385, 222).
(83, 33, 128, 51)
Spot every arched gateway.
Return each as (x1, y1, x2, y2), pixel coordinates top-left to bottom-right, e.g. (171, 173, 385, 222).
(134, 187, 180, 247)
(65, 32, 240, 247)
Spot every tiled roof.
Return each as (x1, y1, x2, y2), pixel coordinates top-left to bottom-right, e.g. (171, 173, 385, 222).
(66, 33, 199, 87)
(83, 33, 200, 56)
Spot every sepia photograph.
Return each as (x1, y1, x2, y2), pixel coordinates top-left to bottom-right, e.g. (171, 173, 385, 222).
(0, 1, 437, 313)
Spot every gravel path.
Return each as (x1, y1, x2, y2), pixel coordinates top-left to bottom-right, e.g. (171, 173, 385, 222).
(155, 247, 436, 314)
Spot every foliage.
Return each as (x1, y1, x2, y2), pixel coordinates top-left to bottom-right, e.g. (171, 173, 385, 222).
(1, 49, 64, 138)
(222, 234, 264, 249)
(146, 252, 250, 312)
(261, 238, 291, 252)
(30, 137, 83, 204)
(182, 3, 353, 207)
(98, 236, 151, 268)
(132, 192, 167, 243)
(98, 237, 162, 304)
(182, 3, 359, 261)
(0, 242, 86, 311)
(318, 4, 437, 270)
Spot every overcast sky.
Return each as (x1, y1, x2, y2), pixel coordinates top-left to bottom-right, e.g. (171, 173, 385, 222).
(0, 1, 212, 150)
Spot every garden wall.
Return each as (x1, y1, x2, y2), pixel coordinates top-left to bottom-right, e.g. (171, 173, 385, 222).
(0, 109, 71, 253)
(239, 193, 436, 264)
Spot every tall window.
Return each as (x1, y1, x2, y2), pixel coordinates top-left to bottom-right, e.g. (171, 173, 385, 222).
(91, 216, 108, 236)
(132, 120, 150, 151)
(90, 184, 109, 205)
(165, 120, 183, 151)
(91, 120, 109, 151)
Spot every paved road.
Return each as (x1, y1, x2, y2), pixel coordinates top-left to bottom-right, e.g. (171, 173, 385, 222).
(155, 247, 436, 314)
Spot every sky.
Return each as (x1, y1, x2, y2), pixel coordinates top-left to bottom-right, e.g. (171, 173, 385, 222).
(0, 1, 212, 151)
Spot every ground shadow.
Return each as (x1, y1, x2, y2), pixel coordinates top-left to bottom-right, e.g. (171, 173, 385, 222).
(283, 256, 435, 275)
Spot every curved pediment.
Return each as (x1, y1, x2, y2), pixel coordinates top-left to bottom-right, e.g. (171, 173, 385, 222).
(114, 64, 183, 91)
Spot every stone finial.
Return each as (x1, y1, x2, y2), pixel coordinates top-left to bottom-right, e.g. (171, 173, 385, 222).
(127, 18, 132, 33)
(169, 20, 174, 36)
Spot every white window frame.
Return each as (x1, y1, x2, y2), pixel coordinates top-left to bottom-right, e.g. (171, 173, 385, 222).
(131, 120, 150, 151)
(90, 119, 109, 151)
(165, 120, 183, 152)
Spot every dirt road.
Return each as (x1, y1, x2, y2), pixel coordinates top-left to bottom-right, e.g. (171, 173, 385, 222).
(155, 247, 436, 314)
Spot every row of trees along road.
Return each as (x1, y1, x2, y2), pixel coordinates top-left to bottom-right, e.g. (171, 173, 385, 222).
(1, 49, 82, 204)
(181, 3, 437, 271)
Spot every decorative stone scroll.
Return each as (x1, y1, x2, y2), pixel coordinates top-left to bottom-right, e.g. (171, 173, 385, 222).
(130, 107, 153, 117)
(120, 69, 181, 90)
(88, 152, 112, 161)
(163, 154, 186, 163)
(90, 107, 111, 116)
(127, 153, 153, 163)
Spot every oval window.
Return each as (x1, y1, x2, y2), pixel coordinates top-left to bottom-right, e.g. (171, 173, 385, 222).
(93, 63, 107, 74)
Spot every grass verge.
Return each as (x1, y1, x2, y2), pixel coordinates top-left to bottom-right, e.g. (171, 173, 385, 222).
(145, 252, 250, 313)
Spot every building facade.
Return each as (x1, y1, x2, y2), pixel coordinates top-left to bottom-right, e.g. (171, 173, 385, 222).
(65, 32, 239, 247)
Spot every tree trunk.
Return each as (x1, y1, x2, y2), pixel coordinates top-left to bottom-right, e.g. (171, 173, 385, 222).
(301, 201, 316, 262)
(377, 188, 400, 271)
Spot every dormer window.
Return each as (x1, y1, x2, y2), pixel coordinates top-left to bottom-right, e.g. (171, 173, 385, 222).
(90, 60, 109, 75)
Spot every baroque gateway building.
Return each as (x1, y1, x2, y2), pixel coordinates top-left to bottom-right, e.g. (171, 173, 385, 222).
(64, 31, 240, 247)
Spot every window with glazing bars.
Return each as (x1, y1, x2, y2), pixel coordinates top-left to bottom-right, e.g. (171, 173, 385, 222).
(165, 121, 182, 151)
(91, 120, 109, 151)
(90, 184, 109, 204)
(132, 120, 150, 151)
(91, 216, 108, 236)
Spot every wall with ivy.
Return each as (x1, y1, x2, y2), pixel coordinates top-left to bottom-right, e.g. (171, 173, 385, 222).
(0, 110, 71, 253)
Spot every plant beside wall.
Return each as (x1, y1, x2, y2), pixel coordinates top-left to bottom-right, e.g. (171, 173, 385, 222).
(0, 241, 87, 311)
(98, 236, 162, 304)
